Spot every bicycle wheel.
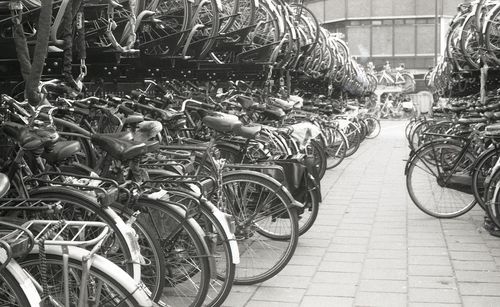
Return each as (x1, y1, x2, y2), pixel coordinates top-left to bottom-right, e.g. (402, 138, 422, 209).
(132, 198, 211, 307)
(0, 267, 36, 306)
(485, 168, 500, 228)
(471, 147, 499, 211)
(28, 187, 136, 278)
(325, 127, 347, 169)
(344, 122, 361, 157)
(19, 252, 147, 306)
(297, 188, 319, 236)
(309, 139, 326, 180)
(406, 142, 477, 218)
(143, 185, 236, 307)
(365, 116, 381, 139)
(109, 203, 166, 303)
(221, 172, 299, 285)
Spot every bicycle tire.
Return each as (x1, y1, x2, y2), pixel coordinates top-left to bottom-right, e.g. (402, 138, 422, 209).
(109, 203, 166, 303)
(309, 139, 326, 180)
(365, 116, 381, 139)
(406, 142, 477, 218)
(221, 172, 299, 285)
(297, 187, 319, 236)
(131, 198, 211, 307)
(325, 127, 347, 169)
(485, 167, 500, 229)
(19, 251, 148, 307)
(344, 122, 361, 157)
(471, 146, 499, 211)
(28, 187, 136, 278)
(0, 265, 37, 306)
(140, 184, 236, 307)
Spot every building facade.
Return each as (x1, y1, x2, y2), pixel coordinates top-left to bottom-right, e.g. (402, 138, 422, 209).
(305, 0, 470, 73)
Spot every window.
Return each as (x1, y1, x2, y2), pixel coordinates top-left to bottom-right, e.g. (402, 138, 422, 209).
(395, 19, 404, 25)
(405, 19, 415, 24)
(394, 25, 415, 56)
(383, 20, 393, 25)
(372, 20, 382, 25)
(416, 24, 435, 55)
(372, 26, 393, 56)
(347, 26, 371, 56)
(350, 20, 361, 26)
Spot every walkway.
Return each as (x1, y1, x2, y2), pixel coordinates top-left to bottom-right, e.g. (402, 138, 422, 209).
(223, 121, 500, 307)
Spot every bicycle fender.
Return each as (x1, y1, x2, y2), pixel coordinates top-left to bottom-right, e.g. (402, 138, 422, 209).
(104, 207, 144, 283)
(222, 170, 304, 208)
(471, 146, 498, 174)
(208, 204, 240, 264)
(4, 261, 41, 307)
(29, 245, 154, 307)
(404, 138, 464, 176)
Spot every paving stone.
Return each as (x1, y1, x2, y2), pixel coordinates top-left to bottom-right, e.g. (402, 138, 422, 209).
(327, 244, 368, 253)
(279, 265, 317, 277)
(455, 270, 500, 283)
(354, 292, 407, 307)
(251, 287, 306, 303)
(260, 275, 311, 288)
(358, 279, 407, 293)
(408, 288, 461, 303)
(408, 265, 453, 276)
(408, 276, 458, 289)
(408, 255, 451, 266)
(451, 260, 498, 271)
(324, 252, 365, 263)
(222, 291, 253, 307)
(362, 268, 407, 280)
(459, 282, 500, 296)
(305, 283, 357, 297)
(462, 296, 500, 307)
(300, 296, 354, 307)
(312, 271, 361, 284)
(288, 255, 323, 266)
(246, 301, 299, 307)
(318, 261, 363, 273)
(449, 251, 494, 261)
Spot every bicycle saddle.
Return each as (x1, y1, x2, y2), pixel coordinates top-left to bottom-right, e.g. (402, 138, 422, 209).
(483, 102, 500, 111)
(262, 106, 286, 120)
(485, 123, 500, 136)
(2, 122, 59, 152)
(42, 140, 81, 164)
(91, 133, 159, 161)
(269, 97, 294, 111)
(457, 117, 487, 125)
(0, 173, 9, 198)
(123, 114, 145, 126)
(202, 112, 241, 132)
(236, 95, 256, 109)
(133, 121, 162, 142)
(232, 123, 262, 139)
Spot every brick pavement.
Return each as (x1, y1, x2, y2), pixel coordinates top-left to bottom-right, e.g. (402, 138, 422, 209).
(223, 120, 500, 307)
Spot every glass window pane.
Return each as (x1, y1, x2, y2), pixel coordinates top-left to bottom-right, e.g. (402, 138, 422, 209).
(383, 20, 393, 25)
(416, 24, 435, 55)
(346, 26, 371, 57)
(372, 20, 382, 25)
(394, 25, 415, 56)
(372, 26, 393, 56)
